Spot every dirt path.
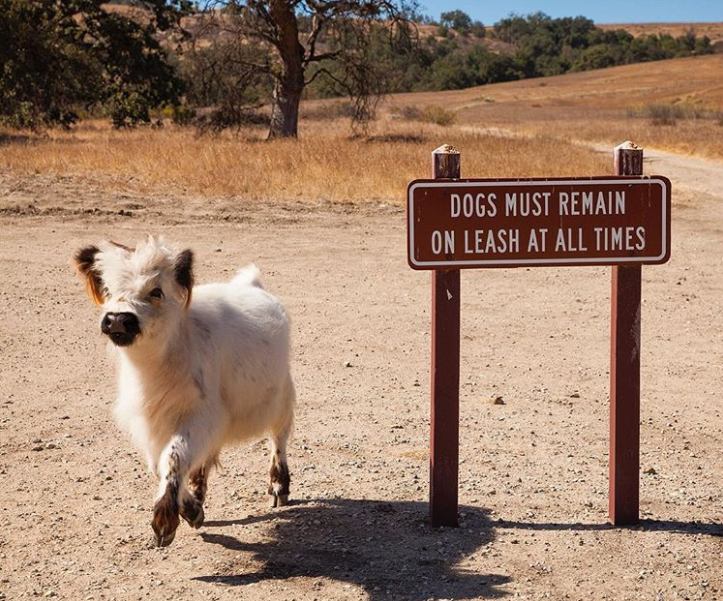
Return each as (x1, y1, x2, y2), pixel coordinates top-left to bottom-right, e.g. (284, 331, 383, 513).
(594, 145, 723, 200)
(0, 145, 722, 601)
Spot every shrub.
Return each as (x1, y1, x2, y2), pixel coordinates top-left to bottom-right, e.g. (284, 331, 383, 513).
(391, 105, 422, 121)
(627, 104, 723, 126)
(420, 105, 456, 126)
(440, 10, 472, 34)
(393, 104, 456, 126)
(647, 104, 682, 126)
(171, 106, 197, 127)
(0, 1, 183, 130)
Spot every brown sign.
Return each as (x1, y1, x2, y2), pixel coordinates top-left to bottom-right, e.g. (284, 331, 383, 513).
(407, 176, 671, 269)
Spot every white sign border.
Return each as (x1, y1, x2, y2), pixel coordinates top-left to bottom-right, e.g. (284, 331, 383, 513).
(408, 178, 669, 268)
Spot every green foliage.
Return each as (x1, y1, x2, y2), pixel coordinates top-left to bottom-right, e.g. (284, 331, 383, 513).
(493, 14, 713, 78)
(358, 12, 717, 95)
(0, 0, 186, 129)
(0, 1, 97, 128)
(440, 10, 472, 33)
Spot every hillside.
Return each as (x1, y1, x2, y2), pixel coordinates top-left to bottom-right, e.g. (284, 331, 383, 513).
(392, 54, 723, 115)
(388, 53, 723, 160)
(599, 22, 723, 44)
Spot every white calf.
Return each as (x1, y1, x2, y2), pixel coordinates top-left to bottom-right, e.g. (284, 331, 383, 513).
(74, 236, 295, 546)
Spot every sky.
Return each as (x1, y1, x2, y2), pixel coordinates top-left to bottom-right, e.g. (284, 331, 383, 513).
(418, 1, 723, 25)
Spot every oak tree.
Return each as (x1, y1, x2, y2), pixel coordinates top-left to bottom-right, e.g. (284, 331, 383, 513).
(0, 0, 190, 128)
(198, 0, 416, 138)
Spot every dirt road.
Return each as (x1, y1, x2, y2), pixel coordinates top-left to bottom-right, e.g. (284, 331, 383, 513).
(0, 145, 722, 601)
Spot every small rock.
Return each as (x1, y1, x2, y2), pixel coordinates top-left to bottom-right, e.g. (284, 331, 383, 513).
(343, 361, 353, 368)
(31, 445, 44, 452)
(643, 466, 657, 475)
(45, 442, 56, 449)
(487, 396, 505, 405)
(570, 392, 580, 398)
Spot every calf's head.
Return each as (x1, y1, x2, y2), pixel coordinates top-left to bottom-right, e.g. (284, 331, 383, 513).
(74, 236, 193, 349)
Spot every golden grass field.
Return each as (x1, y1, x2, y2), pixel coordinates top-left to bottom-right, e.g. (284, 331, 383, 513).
(391, 54, 723, 161)
(1, 53, 722, 205)
(0, 120, 609, 205)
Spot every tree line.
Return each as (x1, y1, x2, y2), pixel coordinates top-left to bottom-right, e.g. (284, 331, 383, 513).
(357, 12, 715, 93)
(0, 2, 715, 138)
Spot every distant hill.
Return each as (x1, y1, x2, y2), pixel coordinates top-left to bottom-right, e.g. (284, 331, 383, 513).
(391, 53, 723, 115)
(599, 22, 723, 45)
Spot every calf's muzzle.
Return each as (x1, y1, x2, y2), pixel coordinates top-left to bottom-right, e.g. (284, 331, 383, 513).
(101, 312, 141, 346)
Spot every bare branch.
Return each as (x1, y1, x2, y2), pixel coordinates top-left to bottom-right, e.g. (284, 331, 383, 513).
(305, 13, 326, 62)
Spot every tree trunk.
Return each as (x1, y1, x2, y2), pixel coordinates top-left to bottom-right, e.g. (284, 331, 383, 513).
(268, 71, 303, 139)
(267, 0, 305, 139)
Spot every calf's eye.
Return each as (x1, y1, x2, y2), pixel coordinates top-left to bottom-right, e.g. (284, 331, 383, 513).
(149, 287, 164, 300)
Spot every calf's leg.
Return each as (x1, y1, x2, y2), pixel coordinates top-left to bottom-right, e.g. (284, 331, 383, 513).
(182, 455, 218, 529)
(268, 381, 294, 508)
(268, 432, 291, 507)
(152, 439, 184, 547)
(188, 462, 211, 506)
(152, 413, 222, 546)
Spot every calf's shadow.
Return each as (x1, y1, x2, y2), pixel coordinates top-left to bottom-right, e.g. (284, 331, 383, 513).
(195, 498, 510, 600)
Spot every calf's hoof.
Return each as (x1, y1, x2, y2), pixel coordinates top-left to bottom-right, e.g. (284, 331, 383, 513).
(152, 499, 180, 548)
(180, 501, 205, 529)
(269, 493, 289, 508)
(153, 527, 176, 548)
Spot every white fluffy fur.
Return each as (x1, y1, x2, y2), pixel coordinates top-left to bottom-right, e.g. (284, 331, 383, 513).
(85, 237, 294, 508)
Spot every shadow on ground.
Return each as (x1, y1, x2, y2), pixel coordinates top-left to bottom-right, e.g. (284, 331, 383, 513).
(195, 498, 510, 600)
(496, 518, 722, 536)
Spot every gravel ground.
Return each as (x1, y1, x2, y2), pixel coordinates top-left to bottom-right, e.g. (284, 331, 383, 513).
(0, 151, 722, 601)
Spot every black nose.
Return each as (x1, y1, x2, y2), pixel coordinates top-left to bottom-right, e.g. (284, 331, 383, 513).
(101, 312, 140, 346)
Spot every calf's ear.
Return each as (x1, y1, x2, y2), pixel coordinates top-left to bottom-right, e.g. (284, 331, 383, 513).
(174, 249, 194, 308)
(74, 245, 104, 306)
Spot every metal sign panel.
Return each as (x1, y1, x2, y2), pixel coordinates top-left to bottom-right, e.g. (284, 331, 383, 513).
(407, 176, 671, 269)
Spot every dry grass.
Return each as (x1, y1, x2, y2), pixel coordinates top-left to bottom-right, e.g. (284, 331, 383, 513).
(389, 54, 723, 160)
(598, 21, 723, 44)
(507, 114, 723, 160)
(4, 54, 720, 207)
(392, 55, 723, 112)
(0, 119, 610, 204)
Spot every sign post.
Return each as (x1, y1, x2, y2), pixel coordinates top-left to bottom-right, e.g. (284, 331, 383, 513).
(430, 145, 461, 528)
(610, 142, 644, 525)
(409, 142, 671, 528)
